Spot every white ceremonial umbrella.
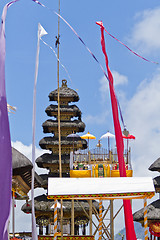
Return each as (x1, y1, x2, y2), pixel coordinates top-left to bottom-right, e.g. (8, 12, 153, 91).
(100, 131, 115, 150)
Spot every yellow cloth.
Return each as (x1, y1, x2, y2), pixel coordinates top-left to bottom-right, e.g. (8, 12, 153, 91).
(70, 170, 91, 178)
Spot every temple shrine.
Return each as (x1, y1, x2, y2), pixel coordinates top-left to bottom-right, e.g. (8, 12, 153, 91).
(20, 79, 139, 240)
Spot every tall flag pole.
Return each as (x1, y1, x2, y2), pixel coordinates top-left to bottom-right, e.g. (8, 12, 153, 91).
(56, 0, 63, 238)
(0, 1, 19, 239)
(32, 23, 47, 240)
(96, 21, 137, 240)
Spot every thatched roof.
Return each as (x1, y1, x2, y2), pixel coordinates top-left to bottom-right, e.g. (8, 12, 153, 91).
(21, 194, 100, 220)
(12, 147, 32, 174)
(42, 120, 85, 134)
(39, 136, 87, 150)
(153, 176, 160, 193)
(45, 104, 81, 118)
(39, 173, 70, 189)
(133, 199, 160, 225)
(49, 80, 79, 103)
(36, 153, 70, 168)
(12, 147, 43, 189)
(149, 157, 160, 172)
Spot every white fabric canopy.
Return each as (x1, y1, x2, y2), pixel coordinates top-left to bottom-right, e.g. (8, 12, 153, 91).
(48, 177, 155, 200)
(100, 132, 115, 139)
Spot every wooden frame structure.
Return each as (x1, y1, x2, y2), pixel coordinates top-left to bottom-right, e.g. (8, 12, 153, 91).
(48, 177, 155, 240)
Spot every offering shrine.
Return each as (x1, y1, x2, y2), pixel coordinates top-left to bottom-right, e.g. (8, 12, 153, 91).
(21, 79, 138, 239)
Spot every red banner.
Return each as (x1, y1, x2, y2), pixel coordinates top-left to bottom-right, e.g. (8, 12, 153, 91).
(96, 21, 137, 240)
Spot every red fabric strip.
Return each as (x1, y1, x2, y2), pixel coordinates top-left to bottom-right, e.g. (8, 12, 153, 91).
(97, 21, 158, 65)
(96, 21, 137, 240)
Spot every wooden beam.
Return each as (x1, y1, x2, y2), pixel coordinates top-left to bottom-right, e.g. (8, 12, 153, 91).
(110, 200, 114, 240)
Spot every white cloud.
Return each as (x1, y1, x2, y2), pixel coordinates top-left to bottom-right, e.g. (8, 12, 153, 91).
(12, 141, 49, 174)
(99, 71, 128, 102)
(125, 69, 160, 178)
(128, 7, 160, 54)
(112, 70, 128, 86)
(84, 111, 109, 125)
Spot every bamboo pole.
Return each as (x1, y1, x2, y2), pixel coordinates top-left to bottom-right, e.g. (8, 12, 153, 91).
(92, 203, 110, 239)
(106, 204, 123, 229)
(57, 0, 63, 238)
(99, 199, 103, 240)
(144, 197, 148, 240)
(12, 191, 15, 238)
(57, 0, 62, 180)
(110, 200, 114, 240)
(76, 200, 97, 229)
(71, 199, 74, 235)
(54, 199, 57, 240)
(89, 200, 92, 235)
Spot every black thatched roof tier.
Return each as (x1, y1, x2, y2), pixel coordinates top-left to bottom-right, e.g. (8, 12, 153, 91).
(36, 153, 70, 168)
(21, 194, 100, 220)
(149, 157, 160, 172)
(39, 173, 70, 189)
(12, 147, 44, 191)
(153, 176, 160, 193)
(39, 136, 87, 150)
(45, 104, 81, 118)
(133, 199, 160, 225)
(42, 120, 85, 134)
(49, 80, 79, 103)
(12, 147, 32, 174)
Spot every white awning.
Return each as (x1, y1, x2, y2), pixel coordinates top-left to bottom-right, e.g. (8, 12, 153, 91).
(48, 177, 155, 200)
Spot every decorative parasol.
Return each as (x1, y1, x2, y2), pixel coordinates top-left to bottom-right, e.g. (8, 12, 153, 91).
(122, 132, 135, 163)
(67, 133, 81, 153)
(122, 133, 135, 150)
(100, 131, 115, 151)
(122, 134, 135, 140)
(81, 131, 96, 150)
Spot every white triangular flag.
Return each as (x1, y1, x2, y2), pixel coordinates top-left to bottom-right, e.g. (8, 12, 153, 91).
(38, 23, 48, 38)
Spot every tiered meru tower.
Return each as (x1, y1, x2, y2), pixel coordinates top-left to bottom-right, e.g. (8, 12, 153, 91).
(36, 79, 87, 175)
(22, 80, 98, 236)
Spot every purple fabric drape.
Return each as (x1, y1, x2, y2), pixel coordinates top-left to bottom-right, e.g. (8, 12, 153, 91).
(0, 1, 19, 239)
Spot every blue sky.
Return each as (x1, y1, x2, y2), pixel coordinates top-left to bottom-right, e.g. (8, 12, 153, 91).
(2, 0, 160, 235)
(3, 0, 159, 147)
